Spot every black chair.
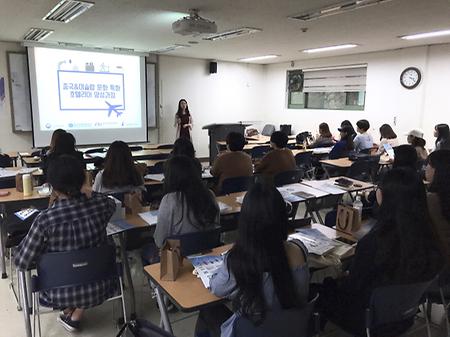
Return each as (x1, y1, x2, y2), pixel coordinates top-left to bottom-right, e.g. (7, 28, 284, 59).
(31, 245, 127, 337)
(220, 176, 253, 195)
(0, 154, 13, 167)
(359, 281, 433, 337)
(156, 144, 175, 150)
(251, 146, 271, 159)
(129, 145, 144, 152)
(261, 124, 275, 136)
(273, 170, 303, 187)
(145, 153, 170, 160)
(168, 227, 222, 257)
(426, 269, 450, 336)
(235, 294, 319, 337)
(295, 152, 315, 179)
(347, 156, 380, 183)
(289, 217, 312, 230)
(147, 161, 165, 174)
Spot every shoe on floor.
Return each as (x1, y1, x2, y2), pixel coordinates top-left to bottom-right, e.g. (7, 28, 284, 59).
(57, 313, 81, 332)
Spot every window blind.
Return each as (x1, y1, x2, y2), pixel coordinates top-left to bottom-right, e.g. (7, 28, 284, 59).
(302, 66, 367, 93)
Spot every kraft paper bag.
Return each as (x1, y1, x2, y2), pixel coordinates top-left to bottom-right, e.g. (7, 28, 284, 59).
(336, 204, 361, 234)
(160, 240, 182, 281)
(124, 191, 143, 215)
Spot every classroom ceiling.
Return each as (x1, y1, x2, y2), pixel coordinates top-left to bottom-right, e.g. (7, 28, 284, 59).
(0, 0, 450, 64)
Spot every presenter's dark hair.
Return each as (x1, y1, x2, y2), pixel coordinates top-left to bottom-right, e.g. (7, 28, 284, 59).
(435, 124, 450, 145)
(226, 132, 246, 151)
(356, 119, 370, 132)
(379, 124, 397, 140)
(172, 138, 195, 158)
(428, 150, 450, 222)
(270, 131, 289, 148)
(49, 129, 66, 152)
(375, 168, 442, 281)
(164, 156, 217, 228)
(53, 132, 76, 155)
(393, 145, 418, 170)
(102, 141, 143, 188)
(227, 180, 301, 324)
(319, 123, 332, 138)
(176, 99, 190, 117)
(47, 155, 84, 198)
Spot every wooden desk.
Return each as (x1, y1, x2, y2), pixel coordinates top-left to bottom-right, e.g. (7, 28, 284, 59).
(144, 223, 356, 332)
(216, 192, 245, 215)
(0, 187, 48, 203)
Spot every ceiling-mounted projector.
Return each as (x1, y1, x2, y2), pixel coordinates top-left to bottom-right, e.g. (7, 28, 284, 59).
(172, 9, 217, 36)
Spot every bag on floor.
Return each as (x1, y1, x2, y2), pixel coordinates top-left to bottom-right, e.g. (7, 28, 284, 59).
(336, 203, 361, 234)
(116, 319, 175, 337)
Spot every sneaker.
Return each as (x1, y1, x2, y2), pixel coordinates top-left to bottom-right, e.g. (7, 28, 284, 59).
(57, 313, 81, 332)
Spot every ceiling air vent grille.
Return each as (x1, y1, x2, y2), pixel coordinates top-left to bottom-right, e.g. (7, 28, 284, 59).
(43, 0, 94, 23)
(23, 28, 54, 41)
(203, 27, 262, 41)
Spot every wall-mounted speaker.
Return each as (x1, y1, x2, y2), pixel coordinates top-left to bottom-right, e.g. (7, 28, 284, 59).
(209, 61, 217, 74)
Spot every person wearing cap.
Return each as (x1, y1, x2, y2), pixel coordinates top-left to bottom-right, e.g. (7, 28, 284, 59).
(406, 129, 428, 161)
(353, 119, 373, 153)
(329, 126, 355, 159)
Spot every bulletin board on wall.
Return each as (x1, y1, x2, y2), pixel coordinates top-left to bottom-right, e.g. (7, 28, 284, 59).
(6, 51, 32, 132)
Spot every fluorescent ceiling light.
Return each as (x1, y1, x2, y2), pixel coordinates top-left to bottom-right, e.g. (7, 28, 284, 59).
(23, 28, 54, 41)
(239, 55, 279, 62)
(43, 0, 94, 23)
(203, 27, 262, 41)
(152, 44, 190, 54)
(289, 0, 393, 21)
(400, 29, 450, 40)
(303, 44, 358, 53)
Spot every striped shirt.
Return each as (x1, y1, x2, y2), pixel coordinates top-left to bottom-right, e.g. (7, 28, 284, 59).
(15, 192, 117, 309)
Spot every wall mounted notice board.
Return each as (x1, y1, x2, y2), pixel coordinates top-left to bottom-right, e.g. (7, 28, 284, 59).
(6, 52, 32, 132)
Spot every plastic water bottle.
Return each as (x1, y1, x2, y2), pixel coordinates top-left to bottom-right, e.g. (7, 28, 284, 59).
(353, 195, 363, 221)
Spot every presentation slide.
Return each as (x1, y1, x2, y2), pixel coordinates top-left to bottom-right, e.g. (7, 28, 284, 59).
(28, 46, 147, 147)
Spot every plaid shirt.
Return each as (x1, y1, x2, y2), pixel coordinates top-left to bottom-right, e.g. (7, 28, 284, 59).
(15, 192, 117, 309)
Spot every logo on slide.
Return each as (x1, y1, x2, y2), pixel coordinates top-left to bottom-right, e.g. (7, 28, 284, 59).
(106, 101, 123, 117)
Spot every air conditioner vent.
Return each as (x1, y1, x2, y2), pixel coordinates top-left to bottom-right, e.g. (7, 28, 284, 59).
(23, 28, 54, 41)
(43, 0, 94, 23)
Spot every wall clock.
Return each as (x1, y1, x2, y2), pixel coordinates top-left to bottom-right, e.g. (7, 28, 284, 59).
(400, 67, 421, 89)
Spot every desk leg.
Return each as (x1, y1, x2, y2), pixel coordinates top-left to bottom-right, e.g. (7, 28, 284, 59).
(19, 270, 32, 337)
(155, 286, 173, 334)
(322, 165, 331, 179)
(0, 205, 7, 278)
(118, 233, 136, 320)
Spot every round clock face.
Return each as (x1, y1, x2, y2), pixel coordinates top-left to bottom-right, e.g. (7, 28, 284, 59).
(400, 67, 421, 89)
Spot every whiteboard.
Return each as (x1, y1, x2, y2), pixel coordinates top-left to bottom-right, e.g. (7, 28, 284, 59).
(7, 52, 32, 132)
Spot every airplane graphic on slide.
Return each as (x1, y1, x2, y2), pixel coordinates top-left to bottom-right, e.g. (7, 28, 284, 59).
(106, 101, 123, 117)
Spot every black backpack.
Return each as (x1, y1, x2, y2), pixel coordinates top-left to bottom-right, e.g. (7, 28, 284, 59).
(0, 154, 12, 168)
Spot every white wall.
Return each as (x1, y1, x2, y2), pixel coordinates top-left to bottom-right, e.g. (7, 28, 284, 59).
(263, 45, 450, 149)
(0, 42, 32, 152)
(158, 55, 266, 157)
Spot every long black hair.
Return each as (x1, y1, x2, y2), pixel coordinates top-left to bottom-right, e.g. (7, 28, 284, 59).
(379, 124, 397, 140)
(102, 141, 143, 188)
(435, 124, 450, 146)
(176, 99, 190, 118)
(172, 137, 195, 158)
(375, 168, 442, 282)
(341, 120, 356, 138)
(428, 150, 450, 222)
(163, 156, 217, 228)
(52, 132, 77, 155)
(227, 180, 302, 324)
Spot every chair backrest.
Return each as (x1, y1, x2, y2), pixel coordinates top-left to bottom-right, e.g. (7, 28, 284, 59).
(295, 152, 313, 168)
(280, 124, 292, 136)
(274, 170, 303, 187)
(129, 145, 144, 152)
(346, 159, 372, 181)
(84, 147, 106, 155)
(32, 245, 118, 292)
(0, 154, 13, 168)
(221, 176, 253, 195)
(367, 280, 434, 329)
(261, 124, 276, 136)
(156, 144, 175, 150)
(147, 161, 165, 174)
(145, 153, 170, 160)
(235, 294, 319, 337)
(167, 227, 222, 257)
(251, 146, 271, 159)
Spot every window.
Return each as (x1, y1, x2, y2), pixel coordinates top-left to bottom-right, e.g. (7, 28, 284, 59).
(287, 65, 367, 110)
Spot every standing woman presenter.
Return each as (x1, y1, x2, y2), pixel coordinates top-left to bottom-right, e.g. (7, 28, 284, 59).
(174, 99, 193, 140)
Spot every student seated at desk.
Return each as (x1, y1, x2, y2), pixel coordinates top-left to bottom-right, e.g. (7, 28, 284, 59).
(376, 124, 399, 155)
(254, 131, 296, 177)
(392, 145, 419, 170)
(32, 128, 66, 158)
(434, 123, 450, 151)
(40, 132, 84, 177)
(425, 150, 450, 264)
(353, 119, 373, 153)
(308, 122, 335, 149)
(154, 155, 219, 248)
(195, 180, 309, 337)
(406, 129, 428, 161)
(92, 141, 145, 194)
(340, 120, 357, 139)
(15, 155, 116, 332)
(211, 132, 253, 193)
(319, 168, 443, 336)
(328, 125, 354, 159)
(171, 137, 202, 175)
